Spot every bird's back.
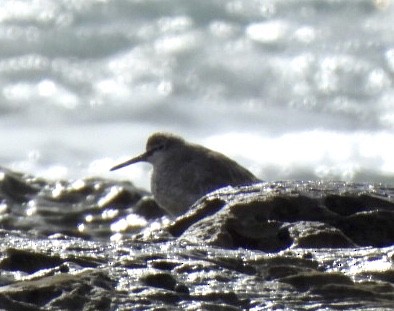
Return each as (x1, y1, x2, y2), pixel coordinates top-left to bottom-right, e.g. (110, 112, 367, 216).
(189, 144, 260, 192)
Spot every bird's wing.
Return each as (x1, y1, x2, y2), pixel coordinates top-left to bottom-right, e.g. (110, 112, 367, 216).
(179, 147, 259, 196)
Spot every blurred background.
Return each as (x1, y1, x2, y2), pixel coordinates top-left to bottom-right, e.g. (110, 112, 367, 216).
(1, 0, 393, 189)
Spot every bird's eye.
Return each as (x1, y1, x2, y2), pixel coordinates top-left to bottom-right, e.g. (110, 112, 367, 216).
(156, 144, 165, 151)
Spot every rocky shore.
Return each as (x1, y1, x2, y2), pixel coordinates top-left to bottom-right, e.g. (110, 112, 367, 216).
(0, 168, 393, 310)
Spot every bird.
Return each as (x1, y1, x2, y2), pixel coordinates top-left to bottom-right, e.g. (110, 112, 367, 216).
(110, 132, 260, 217)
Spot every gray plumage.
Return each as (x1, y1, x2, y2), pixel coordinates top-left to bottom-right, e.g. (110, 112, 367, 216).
(111, 132, 260, 216)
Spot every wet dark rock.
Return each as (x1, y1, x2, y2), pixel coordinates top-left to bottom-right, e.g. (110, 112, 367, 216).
(227, 218, 292, 252)
(2, 170, 393, 249)
(337, 210, 394, 247)
(167, 183, 394, 250)
(168, 197, 227, 237)
(6, 285, 63, 307)
(311, 284, 379, 299)
(119, 258, 148, 269)
(64, 254, 104, 268)
(194, 291, 249, 309)
(148, 259, 181, 271)
(59, 264, 70, 273)
(279, 271, 353, 291)
(266, 265, 316, 280)
(145, 291, 183, 304)
(1, 171, 394, 310)
(206, 256, 257, 275)
(0, 171, 40, 203)
(191, 302, 242, 311)
(324, 194, 394, 216)
(174, 283, 190, 295)
(141, 272, 177, 291)
(259, 254, 320, 271)
(266, 195, 338, 222)
(173, 206, 235, 248)
(287, 221, 356, 248)
(0, 248, 64, 273)
(134, 196, 165, 219)
(0, 294, 41, 311)
(0, 232, 392, 310)
(0, 270, 114, 310)
(359, 270, 394, 283)
(96, 182, 143, 209)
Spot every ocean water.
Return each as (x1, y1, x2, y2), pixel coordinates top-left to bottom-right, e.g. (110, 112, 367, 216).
(1, 0, 394, 190)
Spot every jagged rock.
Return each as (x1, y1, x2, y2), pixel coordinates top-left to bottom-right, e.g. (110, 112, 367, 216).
(167, 183, 394, 251)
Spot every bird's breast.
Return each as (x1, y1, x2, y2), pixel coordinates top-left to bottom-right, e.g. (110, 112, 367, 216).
(150, 162, 200, 216)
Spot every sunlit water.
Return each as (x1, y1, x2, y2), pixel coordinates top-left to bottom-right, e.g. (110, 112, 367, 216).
(0, 0, 393, 190)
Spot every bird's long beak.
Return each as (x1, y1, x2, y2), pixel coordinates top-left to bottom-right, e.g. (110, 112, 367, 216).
(110, 152, 148, 171)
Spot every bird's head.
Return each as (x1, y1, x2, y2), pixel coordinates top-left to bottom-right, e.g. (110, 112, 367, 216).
(110, 132, 185, 170)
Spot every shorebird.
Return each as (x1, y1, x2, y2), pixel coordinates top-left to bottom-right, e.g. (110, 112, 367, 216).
(110, 132, 260, 216)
